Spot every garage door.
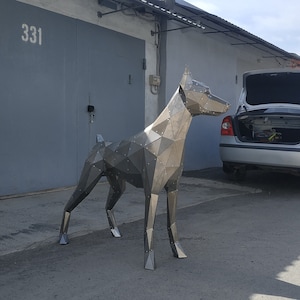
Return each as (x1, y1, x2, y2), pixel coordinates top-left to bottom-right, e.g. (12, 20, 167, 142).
(0, 0, 145, 196)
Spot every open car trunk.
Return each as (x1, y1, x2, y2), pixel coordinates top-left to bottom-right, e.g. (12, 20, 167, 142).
(236, 71, 300, 144)
(235, 110, 300, 144)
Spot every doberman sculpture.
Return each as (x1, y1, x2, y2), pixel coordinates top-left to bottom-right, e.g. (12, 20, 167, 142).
(59, 68, 229, 270)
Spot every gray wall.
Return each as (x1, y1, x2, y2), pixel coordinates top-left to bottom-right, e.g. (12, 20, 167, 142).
(0, 0, 291, 196)
(0, 0, 145, 196)
(162, 23, 285, 170)
(18, 0, 161, 127)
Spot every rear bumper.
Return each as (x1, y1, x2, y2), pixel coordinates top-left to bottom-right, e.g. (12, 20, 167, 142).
(220, 138, 300, 169)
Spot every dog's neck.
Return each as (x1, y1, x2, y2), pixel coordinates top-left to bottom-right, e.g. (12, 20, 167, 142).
(146, 87, 192, 142)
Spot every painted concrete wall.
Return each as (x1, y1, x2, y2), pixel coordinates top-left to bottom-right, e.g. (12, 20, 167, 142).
(18, 1, 289, 172)
(5, 0, 293, 195)
(162, 21, 287, 170)
(18, 0, 160, 126)
(0, 0, 146, 195)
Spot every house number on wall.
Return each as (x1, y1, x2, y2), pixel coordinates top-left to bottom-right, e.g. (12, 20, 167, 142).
(21, 24, 42, 45)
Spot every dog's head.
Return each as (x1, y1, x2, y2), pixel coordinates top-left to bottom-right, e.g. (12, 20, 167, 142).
(179, 68, 230, 116)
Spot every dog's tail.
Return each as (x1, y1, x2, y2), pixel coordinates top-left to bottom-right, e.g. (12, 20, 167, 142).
(96, 134, 104, 143)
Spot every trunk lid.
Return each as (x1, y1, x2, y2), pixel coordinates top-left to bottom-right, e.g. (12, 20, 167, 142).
(235, 69, 300, 144)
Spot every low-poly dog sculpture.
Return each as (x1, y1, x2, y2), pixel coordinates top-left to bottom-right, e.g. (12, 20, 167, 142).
(59, 68, 229, 270)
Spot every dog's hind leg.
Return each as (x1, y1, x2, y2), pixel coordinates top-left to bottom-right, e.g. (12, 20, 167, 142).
(105, 174, 126, 238)
(59, 145, 106, 244)
(165, 181, 187, 259)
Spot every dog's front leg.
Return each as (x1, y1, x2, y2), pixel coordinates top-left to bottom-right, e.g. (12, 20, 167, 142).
(166, 184, 187, 259)
(144, 193, 159, 270)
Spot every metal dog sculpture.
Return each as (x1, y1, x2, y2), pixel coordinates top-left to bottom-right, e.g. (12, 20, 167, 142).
(59, 68, 229, 270)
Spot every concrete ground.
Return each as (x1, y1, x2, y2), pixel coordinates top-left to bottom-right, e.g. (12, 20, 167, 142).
(1, 168, 300, 300)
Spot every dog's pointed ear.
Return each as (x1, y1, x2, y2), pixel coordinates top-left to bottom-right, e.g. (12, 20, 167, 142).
(179, 85, 186, 104)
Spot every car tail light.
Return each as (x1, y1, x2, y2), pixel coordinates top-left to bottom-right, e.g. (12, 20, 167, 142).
(221, 116, 234, 136)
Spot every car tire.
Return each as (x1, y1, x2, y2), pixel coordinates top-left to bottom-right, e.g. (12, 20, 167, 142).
(223, 163, 247, 181)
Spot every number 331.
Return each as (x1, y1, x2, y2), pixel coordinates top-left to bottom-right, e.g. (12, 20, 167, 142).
(21, 23, 42, 45)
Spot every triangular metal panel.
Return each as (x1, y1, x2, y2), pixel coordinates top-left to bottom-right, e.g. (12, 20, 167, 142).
(116, 140, 131, 156)
(167, 93, 185, 117)
(144, 130, 162, 146)
(151, 107, 171, 128)
(132, 131, 149, 147)
(104, 147, 125, 167)
(145, 138, 162, 156)
(128, 148, 145, 173)
(168, 109, 191, 139)
(84, 166, 102, 190)
(151, 118, 170, 136)
(157, 137, 174, 155)
(127, 141, 144, 156)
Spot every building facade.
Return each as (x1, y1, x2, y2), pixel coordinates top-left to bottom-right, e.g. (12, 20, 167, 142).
(0, 0, 297, 196)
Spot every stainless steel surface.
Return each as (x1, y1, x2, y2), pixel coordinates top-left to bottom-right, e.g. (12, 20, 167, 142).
(59, 68, 229, 269)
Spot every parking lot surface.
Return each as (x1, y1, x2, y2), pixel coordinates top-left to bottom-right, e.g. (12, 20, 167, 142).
(1, 168, 300, 300)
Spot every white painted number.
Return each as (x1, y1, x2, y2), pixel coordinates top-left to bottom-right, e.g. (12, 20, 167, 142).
(21, 23, 42, 45)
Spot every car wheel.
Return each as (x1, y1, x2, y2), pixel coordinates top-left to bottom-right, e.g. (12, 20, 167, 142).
(223, 163, 247, 181)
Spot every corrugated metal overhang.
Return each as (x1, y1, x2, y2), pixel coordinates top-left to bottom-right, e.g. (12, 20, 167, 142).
(119, 0, 300, 63)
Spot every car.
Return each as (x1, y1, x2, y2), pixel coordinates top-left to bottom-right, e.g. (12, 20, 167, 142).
(219, 69, 300, 180)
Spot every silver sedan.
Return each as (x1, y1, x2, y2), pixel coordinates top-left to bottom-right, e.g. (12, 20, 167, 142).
(219, 69, 300, 180)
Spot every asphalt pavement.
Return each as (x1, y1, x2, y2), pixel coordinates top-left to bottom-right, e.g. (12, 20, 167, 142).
(1, 168, 300, 300)
(0, 168, 259, 257)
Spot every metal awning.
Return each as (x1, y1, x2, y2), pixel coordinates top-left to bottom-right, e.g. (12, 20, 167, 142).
(99, 0, 300, 62)
(175, 0, 299, 61)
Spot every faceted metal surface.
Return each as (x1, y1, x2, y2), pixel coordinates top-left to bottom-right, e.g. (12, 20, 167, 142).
(59, 68, 229, 270)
